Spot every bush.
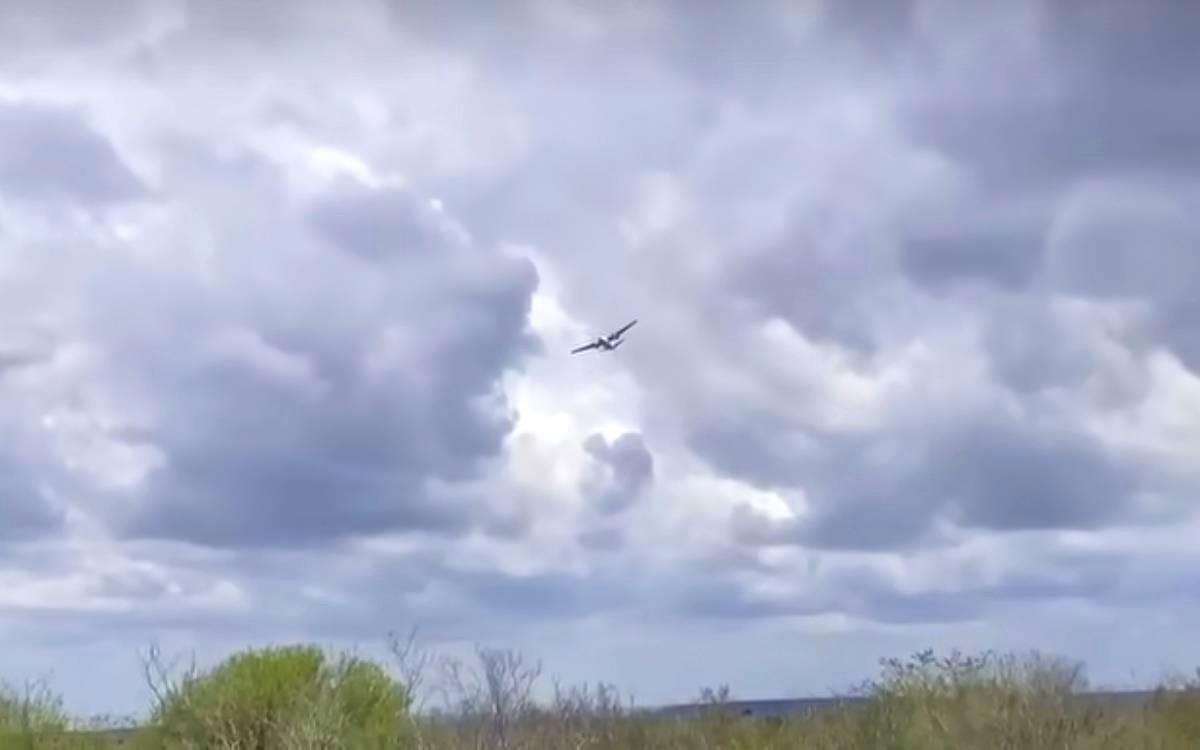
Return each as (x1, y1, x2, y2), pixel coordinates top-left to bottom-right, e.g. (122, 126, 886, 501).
(139, 643, 415, 749)
(0, 679, 115, 749)
(849, 649, 1109, 750)
(1147, 669, 1200, 745)
(0, 679, 72, 737)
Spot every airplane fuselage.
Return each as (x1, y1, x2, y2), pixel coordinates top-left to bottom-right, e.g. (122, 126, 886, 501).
(571, 318, 637, 355)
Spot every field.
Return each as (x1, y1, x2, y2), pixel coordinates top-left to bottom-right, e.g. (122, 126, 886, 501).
(3, 642, 1198, 748)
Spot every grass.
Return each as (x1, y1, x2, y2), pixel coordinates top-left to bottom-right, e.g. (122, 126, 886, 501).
(6, 643, 1199, 748)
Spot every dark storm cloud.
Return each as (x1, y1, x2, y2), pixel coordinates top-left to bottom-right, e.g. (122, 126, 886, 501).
(577, 524, 626, 551)
(63, 170, 545, 549)
(725, 216, 893, 353)
(0, 101, 145, 206)
(722, 428, 952, 551)
(897, 0, 1200, 191)
(120, 319, 538, 547)
(0, 349, 44, 377)
(1045, 180, 1200, 372)
(673, 538, 1167, 628)
(673, 575, 814, 622)
(975, 290, 1155, 407)
(0, 455, 63, 541)
(887, 0, 1200, 323)
(690, 416, 848, 495)
(731, 407, 1145, 552)
(887, 0, 1200, 368)
(1158, 298, 1200, 372)
(215, 549, 640, 642)
(649, 3, 845, 99)
(670, 566, 984, 626)
(307, 182, 457, 262)
(1046, 187, 1200, 304)
(821, 0, 919, 58)
(454, 567, 631, 620)
(131, 456, 473, 548)
(899, 224, 1046, 292)
(979, 296, 1098, 394)
(580, 432, 654, 514)
(838, 549, 1130, 624)
(0, 0, 154, 59)
(689, 422, 796, 492)
(940, 415, 1138, 531)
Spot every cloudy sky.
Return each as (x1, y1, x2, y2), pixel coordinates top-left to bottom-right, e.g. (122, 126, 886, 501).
(2, 0, 1199, 718)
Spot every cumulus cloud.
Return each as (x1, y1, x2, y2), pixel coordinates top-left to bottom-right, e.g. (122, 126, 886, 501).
(92, 169, 537, 548)
(0, 102, 146, 207)
(732, 405, 1150, 552)
(0, 456, 63, 541)
(0, 0, 1199, 718)
(580, 431, 654, 515)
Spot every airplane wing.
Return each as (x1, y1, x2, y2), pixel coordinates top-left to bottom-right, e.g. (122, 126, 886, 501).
(609, 319, 638, 339)
(571, 341, 600, 354)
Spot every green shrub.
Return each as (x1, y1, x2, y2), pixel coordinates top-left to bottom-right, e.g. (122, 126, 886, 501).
(1144, 669, 1200, 747)
(0, 679, 115, 749)
(0, 680, 72, 737)
(139, 643, 414, 749)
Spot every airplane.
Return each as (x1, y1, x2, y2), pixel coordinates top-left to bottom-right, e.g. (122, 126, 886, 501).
(571, 319, 638, 354)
